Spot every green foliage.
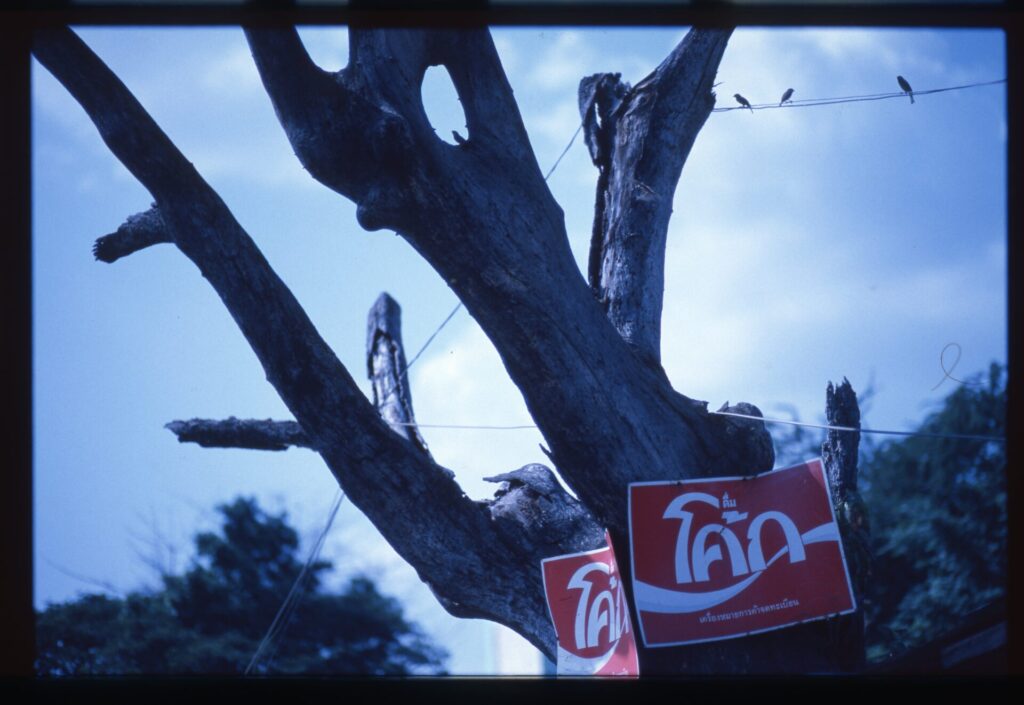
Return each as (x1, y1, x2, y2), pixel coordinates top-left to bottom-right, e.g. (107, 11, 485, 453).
(860, 363, 1006, 662)
(36, 497, 448, 676)
(768, 364, 1006, 664)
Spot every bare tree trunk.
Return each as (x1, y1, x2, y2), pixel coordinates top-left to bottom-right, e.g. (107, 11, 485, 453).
(33, 24, 867, 673)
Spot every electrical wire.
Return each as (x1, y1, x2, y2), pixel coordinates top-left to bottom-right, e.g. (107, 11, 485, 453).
(395, 116, 586, 384)
(713, 78, 1005, 112)
(390, 413, 1004, 443)
(244, 489, 346, 675)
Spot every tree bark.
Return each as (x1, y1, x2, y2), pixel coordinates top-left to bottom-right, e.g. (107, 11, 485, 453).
(821, 378, 869, 672)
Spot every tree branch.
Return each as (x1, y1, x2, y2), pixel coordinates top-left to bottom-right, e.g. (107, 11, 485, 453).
(366, 292, 431, 458)
(93, 206, 170, 263)
(581, 28, 732, 369)
(165, 418, 313, 451)
(162, 294, 434, 456)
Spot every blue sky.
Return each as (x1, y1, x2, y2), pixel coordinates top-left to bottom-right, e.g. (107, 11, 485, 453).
(32, 26, 1006, 674)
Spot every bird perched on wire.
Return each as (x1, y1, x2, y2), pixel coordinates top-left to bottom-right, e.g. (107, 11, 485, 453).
(734, 93, 753, 112)
(897, 75, 915, 104)
(780, 88, 794, 106)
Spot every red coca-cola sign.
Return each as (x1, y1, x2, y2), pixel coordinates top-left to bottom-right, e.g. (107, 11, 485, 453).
(541, 531, 640, 676)
(628, 458, 856, 647)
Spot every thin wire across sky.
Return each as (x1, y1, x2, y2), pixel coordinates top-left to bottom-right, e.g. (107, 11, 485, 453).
(713, 78, 1006, 112)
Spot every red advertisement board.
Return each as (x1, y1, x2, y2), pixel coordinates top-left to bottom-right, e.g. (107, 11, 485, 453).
(541, 532, 640, 676)
(628, 459, 856, 648)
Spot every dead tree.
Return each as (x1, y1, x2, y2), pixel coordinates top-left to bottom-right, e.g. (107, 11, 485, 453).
(33, 24, 867, 674)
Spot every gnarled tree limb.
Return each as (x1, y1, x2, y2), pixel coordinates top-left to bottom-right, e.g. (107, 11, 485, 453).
(366, 292, 431, 458)
(247, 26, 771, 542)
(165, 418, 312, 451)
(163, 293, 433, 455)
(581, 29, 732, 369)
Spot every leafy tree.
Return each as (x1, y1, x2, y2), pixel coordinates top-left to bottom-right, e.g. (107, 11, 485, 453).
(768, 364, 1006, 664)
(35, 497, 448, 675)
(859, 363, 1007, 661)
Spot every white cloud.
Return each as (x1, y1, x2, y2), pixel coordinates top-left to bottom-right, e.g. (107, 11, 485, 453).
(799, 28, 947, 78)
(410, 322, 548, 501)
(200, 44, 263, 97)
(32, 59, 115, 155)
(526, 31, 592, 93)
(716, 28, 951, 108)
(493, 34, 522, 78)
(187, 140, 323, 193)
(527, 96, 581, 145)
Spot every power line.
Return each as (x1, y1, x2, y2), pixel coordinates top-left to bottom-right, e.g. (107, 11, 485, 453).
(391, 413, 1004, 443)
(708, 410, 1005, 443)
(544, 122, 584, 181)
(713, 78, 1005, 112)
(399, 301, 462, 381)
(245, 489, 346, 676)
(396, 118, 585, 383)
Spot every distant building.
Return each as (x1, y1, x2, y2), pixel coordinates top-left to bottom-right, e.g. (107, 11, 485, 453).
(491, 624, 547, 675)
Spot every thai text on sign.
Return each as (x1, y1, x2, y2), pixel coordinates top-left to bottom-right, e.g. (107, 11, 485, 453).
(540, 531, 640, 676)
(628, 458, 856, 648)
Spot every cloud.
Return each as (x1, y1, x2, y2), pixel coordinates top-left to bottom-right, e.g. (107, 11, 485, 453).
(526, 31, 592, 93)
(410, 322, 548, 500)
(32, 58, 122, 158)
(199, 44, 263, 98)
(492, 34, 522, 77)
(527, 96, 582, 145)
(798, 28, 948, 78)
(716, 28, 951, 107)
(186, 139, 324, 193)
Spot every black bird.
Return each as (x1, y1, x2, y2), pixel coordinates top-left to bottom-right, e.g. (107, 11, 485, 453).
(734, 93, 753, 112)
(780, 88, 794, 106)
(897, 75, 915, 104)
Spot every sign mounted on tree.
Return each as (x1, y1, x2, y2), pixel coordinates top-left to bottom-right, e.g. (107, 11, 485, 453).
(541, 531, 640, 676)
(628, 459, 856, 647)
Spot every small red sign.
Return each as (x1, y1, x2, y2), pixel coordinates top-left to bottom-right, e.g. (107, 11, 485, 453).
(541, 531, 640, 676)
(628, 458, 856, 647)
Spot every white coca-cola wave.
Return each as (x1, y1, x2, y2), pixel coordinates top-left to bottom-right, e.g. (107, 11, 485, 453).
(556, 641, 619, 675)
(634, 522, 840, 614)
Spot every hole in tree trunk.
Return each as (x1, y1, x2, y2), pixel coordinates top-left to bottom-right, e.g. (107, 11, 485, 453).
(421, 65, 468, 146)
